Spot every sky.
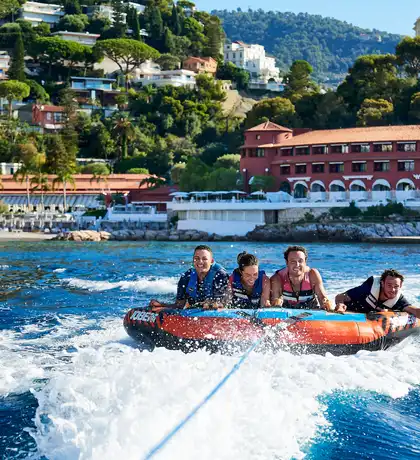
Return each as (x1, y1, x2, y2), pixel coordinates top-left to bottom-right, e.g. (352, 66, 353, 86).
(198, 0, 418, 36)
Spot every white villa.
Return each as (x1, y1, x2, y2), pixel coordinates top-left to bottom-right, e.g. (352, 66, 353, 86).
(128, 2, 146, 14)
(85, 4, 127, 24)
(51, 31, 100, 46)
(132, 61, 196, 88)
(20, 2, 64, 26)
(415, 17, 420, 36)
(0, 52, 10, 80)
(224, 41, 280, 82)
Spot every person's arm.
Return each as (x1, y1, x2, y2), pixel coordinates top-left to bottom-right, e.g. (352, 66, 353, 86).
(270, 273, 283, 306)
(206, 271, 230, 309)
(335, 292, 352, 305)
(260, 274, 271, 307)
(149, 298, 186, 310)
(396, 295, 420, 319)
(335, 277, 373, 312)
(150, 273, 188, 310)
(310, 268, 334, 311)
(404, 305, 420, 319)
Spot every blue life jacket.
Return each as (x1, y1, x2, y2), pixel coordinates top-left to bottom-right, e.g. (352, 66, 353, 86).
(186, 262, 225, 301)
(230, 269, 265, 309)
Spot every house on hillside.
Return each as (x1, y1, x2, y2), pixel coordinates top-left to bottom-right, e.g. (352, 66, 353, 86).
(132, 61, 196, 88)
(20, 1, 64, 26)
(415, 17, 420, 36)
(51, 31, 100, 46)
(32, 104, 65, 132)
(183, 56, 217, 75)
(71, 77, 120, 116)
(224, 41, 280, 82)
(84, 4, 127, 24)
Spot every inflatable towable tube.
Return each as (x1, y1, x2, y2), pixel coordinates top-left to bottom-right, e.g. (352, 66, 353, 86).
(123, 307, 420, 355)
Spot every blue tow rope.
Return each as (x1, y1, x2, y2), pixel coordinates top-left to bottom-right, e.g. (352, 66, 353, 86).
(143, 339, 260, 460)
(143, 311, 311, 459)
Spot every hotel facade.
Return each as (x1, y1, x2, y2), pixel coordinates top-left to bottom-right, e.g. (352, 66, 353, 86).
(240, 122, 420, 203)
(168, 122, 420, 236)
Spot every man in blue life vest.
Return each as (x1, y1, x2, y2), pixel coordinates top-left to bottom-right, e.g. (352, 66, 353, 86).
(335, 269, 420, 318)
(150, 245, 229, 310)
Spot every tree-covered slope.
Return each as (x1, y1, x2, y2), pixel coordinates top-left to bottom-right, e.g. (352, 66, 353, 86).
(214, 9, 402, 78)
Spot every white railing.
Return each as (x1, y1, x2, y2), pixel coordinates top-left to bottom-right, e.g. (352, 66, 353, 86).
(329, 191, 346, 202)
(310, 192, 327, 202)
(349, 191, 368, 201)
(371, 191, 392, 202)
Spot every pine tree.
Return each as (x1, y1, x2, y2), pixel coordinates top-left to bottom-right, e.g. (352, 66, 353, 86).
(133, 13, 142, 41)
(171, 4, 182, 36)
(8, 33, 25, 81)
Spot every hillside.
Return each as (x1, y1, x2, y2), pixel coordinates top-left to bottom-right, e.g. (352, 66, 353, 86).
(214, 9, 402, 81)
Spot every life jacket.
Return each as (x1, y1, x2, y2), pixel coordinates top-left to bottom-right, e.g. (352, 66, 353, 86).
(229, 269, 265, 309)
(186, 262, 225, 301)
(276, 267, 319, 309)
(366, 276, 401, 310)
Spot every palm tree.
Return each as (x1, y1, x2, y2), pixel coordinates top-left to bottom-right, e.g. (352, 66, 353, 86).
(14, 143, 39, 210)
(141, 84, 157, 104)
(112, 113, 135, 161)
(53, 171, 76, 213)
(29, 152, 48, 212)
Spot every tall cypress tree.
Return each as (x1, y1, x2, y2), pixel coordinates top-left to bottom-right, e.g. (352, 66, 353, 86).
(63, 0, 81, 15)
(163, 27, 174, 55)
(150, 5, 163, 47)
(171, 4, 182, 36)
(111, 0, 127, 38)
(133, 13, 142, 41)
(204, 19, 223, 59)
(8, 33, 25, 81)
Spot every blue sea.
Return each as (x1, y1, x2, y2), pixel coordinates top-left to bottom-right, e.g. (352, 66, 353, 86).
(1, 241, 420, 460)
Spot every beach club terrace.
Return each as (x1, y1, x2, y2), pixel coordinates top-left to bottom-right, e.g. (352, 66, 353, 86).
(0, 174, 153, 213)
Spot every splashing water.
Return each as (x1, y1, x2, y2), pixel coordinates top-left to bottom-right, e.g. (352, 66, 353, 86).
(1, 241, 420, 459)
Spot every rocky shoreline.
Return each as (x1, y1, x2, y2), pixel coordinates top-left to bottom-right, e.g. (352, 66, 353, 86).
(54, 222, 420, 243)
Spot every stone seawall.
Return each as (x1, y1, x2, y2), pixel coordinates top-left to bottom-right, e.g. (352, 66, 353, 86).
(247, 222, 420, 242)
(55, 222, 420, 243)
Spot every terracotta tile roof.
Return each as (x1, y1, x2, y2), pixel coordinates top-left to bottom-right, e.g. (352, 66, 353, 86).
(246, 121, 293, 132)
(36, 105, 64, 112)
(0, 174, 153, 194)
(263, 125, 420, 147)
(184, 56, 216, 64)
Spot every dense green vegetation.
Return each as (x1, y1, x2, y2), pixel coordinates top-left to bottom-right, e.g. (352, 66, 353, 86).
(214, 9, 402, 81)
(1, 1, 420, 197)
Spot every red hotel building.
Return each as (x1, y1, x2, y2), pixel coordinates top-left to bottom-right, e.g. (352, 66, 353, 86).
(240, 121, 420, 202)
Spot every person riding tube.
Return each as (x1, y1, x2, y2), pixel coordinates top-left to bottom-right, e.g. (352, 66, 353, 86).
(335, 268, 420, 318)
(150, 245, 229, 310)
(229, 252, 270, 309)
(270, 245, 334, 311)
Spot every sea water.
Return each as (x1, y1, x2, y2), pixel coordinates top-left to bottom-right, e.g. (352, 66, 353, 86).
(0, 241, 419, 460)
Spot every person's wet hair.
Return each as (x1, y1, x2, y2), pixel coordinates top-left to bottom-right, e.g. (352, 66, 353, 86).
(237, 251, 258, 271)
(284, 245, 308, 262)
(380, 269, 404, 284)
(194, 245, 213, 255)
